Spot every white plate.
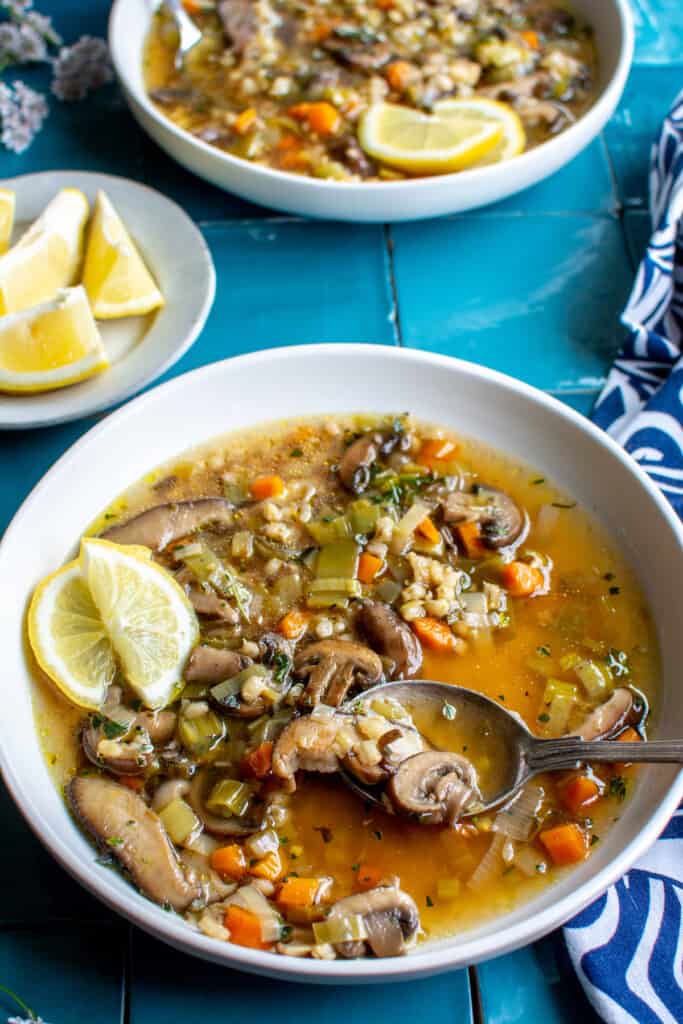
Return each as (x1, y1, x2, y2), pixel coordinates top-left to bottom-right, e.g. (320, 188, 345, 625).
(1, 345, 682, 983)
(110, 0, 633, 221)
(0, 171, 215, 429)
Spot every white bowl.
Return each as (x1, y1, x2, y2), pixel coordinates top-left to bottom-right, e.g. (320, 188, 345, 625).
(0, 171, 215, 429)
(1, 345, 681, 983)
(109, 0, 633, 222)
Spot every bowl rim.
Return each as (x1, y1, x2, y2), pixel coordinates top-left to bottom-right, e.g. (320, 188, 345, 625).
(1, 343, 682, 981)
(108, 0, 635, 198)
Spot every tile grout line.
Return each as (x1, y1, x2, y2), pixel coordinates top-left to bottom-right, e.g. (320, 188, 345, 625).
(468, 964, 486, 1024)
(598, 130, 623, 220)
(383, 223, 403, 346)
(121, 925, 132, 1024)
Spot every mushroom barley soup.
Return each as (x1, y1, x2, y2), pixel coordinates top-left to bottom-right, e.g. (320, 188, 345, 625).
(144, 1, 597, 181)
(31, 414, 657, 959)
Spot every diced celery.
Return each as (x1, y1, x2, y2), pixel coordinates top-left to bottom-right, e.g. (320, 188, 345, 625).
(247, 710, 292, 744)
(223, 479, 249, 504)
(572, 659, 612, 700)
(207, 778, 255, 818)
(181, 681, 210, 700)
(315, 539, 360, 579)
(541, 685, 576, 736)
(178, 710, 226, 756)
(272, 573, 303, 606)
(542, 679, 579, 705)
(159, 798, 199, 845)
(176, 539, 251, 621)
(436, 879, 462, 901)
(306, 517, 352, 545)
(211, 665, 269, 707)
(306, 592, 350, 609)
(309, 578, 362, 595)
(373, 579, 402, 605)
(349, 499, 380, 535)
(313, 913, 368, 945)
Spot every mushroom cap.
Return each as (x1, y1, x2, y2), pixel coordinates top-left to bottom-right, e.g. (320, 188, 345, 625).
(444, 484, 526, 550)
(387, 750, 480, 826)
(338, 429, 409, 494)
(81, 709, 177, 776)
(357, 601, 422, 679)
(294, 638, 383, 707)
(328, 886, 420, 958)
(67, 775, 199, 910)
(272, 715, 343, 787)
(101, 498, 233, 552)
(184, 645, 251, 684)
(574, 687, 637, 741)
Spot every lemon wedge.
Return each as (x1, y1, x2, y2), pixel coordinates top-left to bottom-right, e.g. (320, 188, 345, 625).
(0, 189, 15, 255)
(0, 187, 89, 315)
(0, 285, 109, 394)
(80, 538, 198, 709)
(434, 98, 526, 165)
(28, 559, 117, 710)
(82, 190, 164, 319)
(358, 102, 504, 174)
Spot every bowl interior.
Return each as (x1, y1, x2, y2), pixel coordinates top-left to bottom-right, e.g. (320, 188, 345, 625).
(1, 345, 681, 981)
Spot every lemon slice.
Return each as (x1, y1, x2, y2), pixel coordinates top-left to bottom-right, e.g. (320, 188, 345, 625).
(0, 189, 15, 255)
(0, 285, 109, 394)
(358, 102, 504, 174)
(434, 98, 526, 165)
(0, 188, 89, 315)
(82, 190, 164, 319)
(80, 538, 198, 709)
(28, 559, 117, 710)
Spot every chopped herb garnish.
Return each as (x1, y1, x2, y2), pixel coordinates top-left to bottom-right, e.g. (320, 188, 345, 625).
(130, 698, 142, 711)
(538, 712, 550, 723)
(604, 572, 615, 581)
(279, 836, 289, 845)
(280, 924, 293, 941)
(290, 448, 304, 457)
(104, 512, 116, 520)
(609, 775, 627, 801)
(373, 830, 383, 841)
(106, 836, 124, 847)
(426, 895, 434, 907)
(606, 648, 630, 677)
(532, 478, 545, 485)
(442, 702, 456, 721)
(498, 694, 505, 702)
(537, 645, 551, 657)
(552, 502, 576, 509)
(314, 826, 333, 844)
(590, 835, 600, 846)
(351, 863, 360, 872)
(609, 586, 621, 596)
(272, 651, 292, 686)
(502, 865, 515, 876)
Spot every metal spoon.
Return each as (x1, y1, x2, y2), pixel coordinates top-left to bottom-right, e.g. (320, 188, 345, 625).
(341, 680, 682, 816)
(164, 0, 203, 70)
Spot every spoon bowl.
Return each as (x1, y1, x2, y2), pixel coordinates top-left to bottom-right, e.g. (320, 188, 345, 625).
(342, 680, 683, 818)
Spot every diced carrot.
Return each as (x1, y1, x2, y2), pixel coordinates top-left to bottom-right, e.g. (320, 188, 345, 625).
(250, 474, 285, 500)
(386, 60, 416, 92)
(242, 740, 274, 779)
(500, 561, 545, 597)
(277, 133, 301, 151)
(539, 823, 589, 866)
(250, 848, 286, 882)
(561, 775, 600, 816)
(616, 726, 642, 770)
(234, 107, 257, 135)
(182, 0, 201, 14)
(119, 775, 144, 792)
(418, 438, 459, 467)
(210, 844, 247, 880)
(456, 520, 488, 559)
(416, 516, 441, 545)
(224, 904, 271, 950)
(277, 876, 322, 908)
(376, 0, 395, 9)
(280, 149, 309, 171)
(278, 609, 310, 640)
(288, 102, 340, 135)
(358, 551, 384, 584)
(520, 29, 540, 49)
(354, 863, 383, 892)
(412, 616, 456, 653)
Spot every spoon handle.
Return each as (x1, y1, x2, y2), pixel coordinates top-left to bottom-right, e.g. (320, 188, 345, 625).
(528, 738, 683, 773)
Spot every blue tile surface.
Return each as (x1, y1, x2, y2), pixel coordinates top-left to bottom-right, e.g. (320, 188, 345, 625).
(392, 214, 632, 392)
(130, 930, 472, 1024)
(0, 0, 681, 1020)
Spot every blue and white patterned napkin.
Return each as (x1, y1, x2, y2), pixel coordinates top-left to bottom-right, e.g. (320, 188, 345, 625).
(563, 89, 683, 1023)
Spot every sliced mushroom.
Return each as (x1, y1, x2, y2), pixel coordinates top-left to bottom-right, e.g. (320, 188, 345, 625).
(387, 750, 480, 825)
(443, 484, 525, 550)
(295, 639, 383, 706)
(175, 568, 239, 622)
(218, 0, 258, 54)
(82, 709, 177, 776)
(574, 688, 637, 741)
(322, 37, 391, 71)
(338, 429, 409, 494)
(188, 768, 263, 837)
(272, 715, 344, 789)
(184, 645, 250, 684)
(101, 499, 233, 552)
(327, 886, 419, 958)
(67, 775, 199, 910)
(357, 601, 422, 679)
